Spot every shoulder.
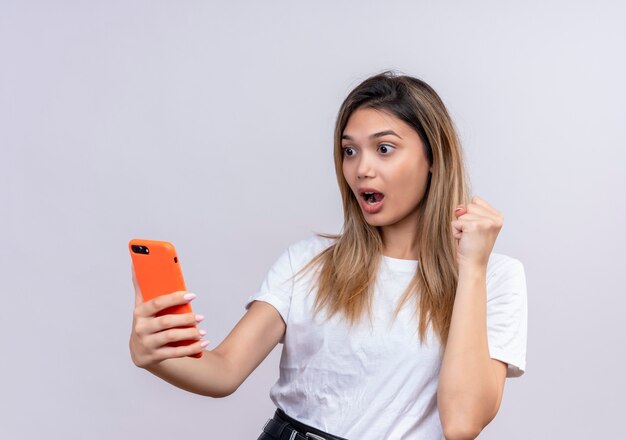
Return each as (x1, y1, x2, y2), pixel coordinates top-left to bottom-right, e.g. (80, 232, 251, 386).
(486, 252, 527, 298)
(285, 233, 337, 271)
(487, 252, 524, 276)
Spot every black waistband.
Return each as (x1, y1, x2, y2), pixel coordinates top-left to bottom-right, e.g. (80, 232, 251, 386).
(262, 407, 349, 440)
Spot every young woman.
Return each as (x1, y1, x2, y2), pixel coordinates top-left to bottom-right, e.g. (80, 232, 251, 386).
(129, 70, 528, 440)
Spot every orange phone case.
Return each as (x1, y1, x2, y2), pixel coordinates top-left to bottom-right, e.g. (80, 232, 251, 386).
(128, 238, 202, 358)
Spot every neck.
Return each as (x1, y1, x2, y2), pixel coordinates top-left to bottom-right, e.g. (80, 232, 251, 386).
(380, 226, 420, 260)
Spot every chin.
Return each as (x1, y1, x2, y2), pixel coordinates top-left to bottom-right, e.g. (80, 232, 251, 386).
(363, 215, 391, 227)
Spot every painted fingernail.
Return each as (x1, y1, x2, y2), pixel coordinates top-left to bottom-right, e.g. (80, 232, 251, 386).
(455, 208, 463, 212)
(195, 314, 205, 322)
(199, 329, 207, 336)
(200, 340, 210, 348)
(183, 293, 196, 301)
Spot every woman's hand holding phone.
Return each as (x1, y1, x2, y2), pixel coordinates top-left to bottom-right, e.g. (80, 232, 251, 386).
(129, 265, 210, 369)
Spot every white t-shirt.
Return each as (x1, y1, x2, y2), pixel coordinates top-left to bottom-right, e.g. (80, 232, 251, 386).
(245, 234, 527, 439)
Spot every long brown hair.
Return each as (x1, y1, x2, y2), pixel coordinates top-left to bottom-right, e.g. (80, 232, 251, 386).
(293, 70, 471, 349)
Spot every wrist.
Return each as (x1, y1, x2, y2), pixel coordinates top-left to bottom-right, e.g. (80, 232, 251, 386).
(457, 263, 487, 278)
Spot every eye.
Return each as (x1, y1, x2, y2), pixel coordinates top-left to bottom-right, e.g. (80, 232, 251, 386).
(342, 146, 355, 157)
(341, 144, 395, 157)
(378, 144, 395, 154)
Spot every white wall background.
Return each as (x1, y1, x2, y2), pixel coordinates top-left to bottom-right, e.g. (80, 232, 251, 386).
(2, 0, 625, 438)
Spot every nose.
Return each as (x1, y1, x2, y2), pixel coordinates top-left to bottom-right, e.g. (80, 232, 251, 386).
(356, 152, 375, 180)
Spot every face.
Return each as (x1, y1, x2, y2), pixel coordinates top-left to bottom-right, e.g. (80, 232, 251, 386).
(341, 107, 432, 228)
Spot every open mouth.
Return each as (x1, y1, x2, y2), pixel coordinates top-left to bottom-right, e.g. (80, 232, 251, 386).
(361, 192, 384, 205)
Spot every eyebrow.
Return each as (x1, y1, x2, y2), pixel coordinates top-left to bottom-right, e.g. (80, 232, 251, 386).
(341, 130, 403, 141)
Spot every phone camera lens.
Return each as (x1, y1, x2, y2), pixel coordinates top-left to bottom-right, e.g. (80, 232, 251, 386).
(131, 245, 150, 255)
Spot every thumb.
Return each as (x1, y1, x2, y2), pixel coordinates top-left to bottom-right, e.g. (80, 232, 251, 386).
(131, 263, 143, 307)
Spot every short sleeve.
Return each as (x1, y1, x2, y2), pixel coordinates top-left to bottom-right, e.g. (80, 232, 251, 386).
(486, 258, 528, 378)
(244, 245, 294, 344)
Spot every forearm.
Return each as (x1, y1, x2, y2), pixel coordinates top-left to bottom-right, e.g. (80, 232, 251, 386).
(437, 265, 498, 437)
(145, 349, 235, 398)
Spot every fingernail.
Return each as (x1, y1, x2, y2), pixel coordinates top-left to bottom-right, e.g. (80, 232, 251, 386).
(199, 329, 207, 336)
(200, 340, 210, 348)
(183, 293, 196, 301)
(455, 207, 463, 212)
(195, 314, 205, 322)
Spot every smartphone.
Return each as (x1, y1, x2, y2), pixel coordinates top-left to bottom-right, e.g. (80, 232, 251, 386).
(128, 238, 203, 359)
